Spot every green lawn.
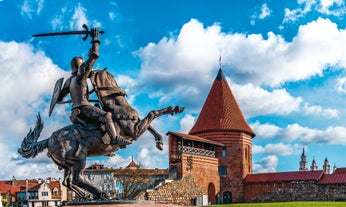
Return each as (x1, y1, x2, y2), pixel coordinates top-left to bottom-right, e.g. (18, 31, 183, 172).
(208, 201, 346, 207)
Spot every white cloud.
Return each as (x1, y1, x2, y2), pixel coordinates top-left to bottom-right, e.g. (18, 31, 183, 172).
(232, 82, 302, 117)
(179, 114, 195, 133)
(0, 41, 70, 180)
(109, 12, 116, 21)
(336, 77, 346, 93)
(283, 0, 315, 23)
(0, 142, 62, 180)
(302, 102, 338, 118)
(253, 155, 278, 173)
(70, 3, 89, 30)
(136, 18, 346, 111)
(251, 3, 272, 25)
(231, 81, 338, 118)
(253, 143, 302, 156)
(283, 0, 346, 23)
(21, 0, 44, 19)
(251, 121, 282, 139)
(0, 41, 69, 139)
(259, 3, 272, 19)
(51, 8, 67, 31)
(103, 154, 130, 168)
(252, 121, 346, 145)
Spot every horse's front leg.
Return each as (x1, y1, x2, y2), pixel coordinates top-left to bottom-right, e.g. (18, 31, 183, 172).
(132, 106, 184, 146)
(147, 126, 163, 150)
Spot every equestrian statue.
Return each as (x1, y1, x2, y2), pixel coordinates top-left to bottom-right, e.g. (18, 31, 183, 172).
(18, 25, 184, 200)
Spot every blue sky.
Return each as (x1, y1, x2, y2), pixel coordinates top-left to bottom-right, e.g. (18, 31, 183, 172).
(1, 0, 346, 180)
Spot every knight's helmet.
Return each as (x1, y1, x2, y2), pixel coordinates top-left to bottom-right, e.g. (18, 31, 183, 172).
(70, 56, 84, 75)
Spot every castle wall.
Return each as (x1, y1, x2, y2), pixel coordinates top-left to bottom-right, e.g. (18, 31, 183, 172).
(244, 181, 346, 202)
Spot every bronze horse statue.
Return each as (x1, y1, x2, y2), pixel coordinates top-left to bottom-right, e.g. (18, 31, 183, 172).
(18, 69, 184, 200)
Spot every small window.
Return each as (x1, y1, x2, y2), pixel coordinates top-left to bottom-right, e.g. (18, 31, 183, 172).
(222, 147, 227, 157)
(218, 166, 227, 175)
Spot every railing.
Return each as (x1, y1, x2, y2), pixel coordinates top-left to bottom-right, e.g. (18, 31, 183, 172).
(182, 146, 215, 157)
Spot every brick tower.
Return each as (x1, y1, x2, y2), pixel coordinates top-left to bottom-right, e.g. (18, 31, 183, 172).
(189, 68, 255, 203)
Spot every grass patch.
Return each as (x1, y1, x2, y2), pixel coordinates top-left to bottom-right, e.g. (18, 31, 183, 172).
(208, 201, 346, 207)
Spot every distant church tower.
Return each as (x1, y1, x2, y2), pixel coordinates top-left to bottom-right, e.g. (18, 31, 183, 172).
(189, 68, 255, 203)
(323, 157, 330, 174)
(299, 148, 308, 171)
(310, 157, 318, 171)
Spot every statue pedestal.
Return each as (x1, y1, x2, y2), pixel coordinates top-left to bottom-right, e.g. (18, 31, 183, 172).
(63, 200, 155, 207)
(62, 200, 189, 206)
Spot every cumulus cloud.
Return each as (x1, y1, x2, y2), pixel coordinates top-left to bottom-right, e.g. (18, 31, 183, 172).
(231, 82, 301, 117)
(230, 81, 338, 118)
(135, 18, 346, 116)
(0, 41, 70, 179)
(253, 143, 302, 156)
(253, 155, 278, 173)
(251, 121, 346, 145)
(0, 41, 69, 138)
(179, 114, 195, 133)
(0, 142, 62, 180)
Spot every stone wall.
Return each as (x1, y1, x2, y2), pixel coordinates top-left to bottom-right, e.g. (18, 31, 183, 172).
(244, 181, 346, 202)
(146, 175, 204, 206)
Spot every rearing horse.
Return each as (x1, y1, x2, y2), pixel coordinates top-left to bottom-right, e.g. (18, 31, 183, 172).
(18, 69, 184, 200)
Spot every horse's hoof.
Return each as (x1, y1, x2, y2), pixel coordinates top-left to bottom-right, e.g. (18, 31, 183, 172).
(98, 192, 110, 200)
(176, 106, 185, 113)
(169, 106, 185, 115)
(156, 142, 163, 151)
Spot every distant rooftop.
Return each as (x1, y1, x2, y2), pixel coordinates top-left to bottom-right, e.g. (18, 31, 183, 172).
(244, 171, 324, 183)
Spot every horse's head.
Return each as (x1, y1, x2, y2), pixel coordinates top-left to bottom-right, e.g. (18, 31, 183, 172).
(91, 69, 126, 102)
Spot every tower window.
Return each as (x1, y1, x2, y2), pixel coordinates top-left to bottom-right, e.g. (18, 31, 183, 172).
(219, 166, 227, 175)
(222, 147, 227, 157)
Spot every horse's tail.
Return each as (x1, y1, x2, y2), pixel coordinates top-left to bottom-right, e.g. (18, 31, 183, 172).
(18, 113, 48, 159)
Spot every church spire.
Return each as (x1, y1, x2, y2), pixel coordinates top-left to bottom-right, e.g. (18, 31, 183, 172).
(323, 157, 330, 174)
(311, 156, 318, 171)
(299, 147, 308, 171)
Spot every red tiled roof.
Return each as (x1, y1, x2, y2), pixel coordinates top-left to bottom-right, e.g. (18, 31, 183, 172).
(126, 158, 140, 169)
(244, 171, 324, 183)
(333, 168, 346, 174)
(189, 69, 255, 137)
(318, 174, 346, 184)
(168, 131, 225, 146)
(0, 182, 15, 194)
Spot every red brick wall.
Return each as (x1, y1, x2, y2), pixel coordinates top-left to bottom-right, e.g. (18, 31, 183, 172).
(198, 131, 253, 203)
(168, 134, 220, 204)
(180, 154, 220, 196)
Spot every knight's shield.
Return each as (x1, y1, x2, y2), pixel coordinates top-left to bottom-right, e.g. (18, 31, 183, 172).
(49, 77, 64, 116)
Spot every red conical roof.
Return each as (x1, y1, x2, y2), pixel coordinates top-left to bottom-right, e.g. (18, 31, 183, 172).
(189, 69, 255, 137)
